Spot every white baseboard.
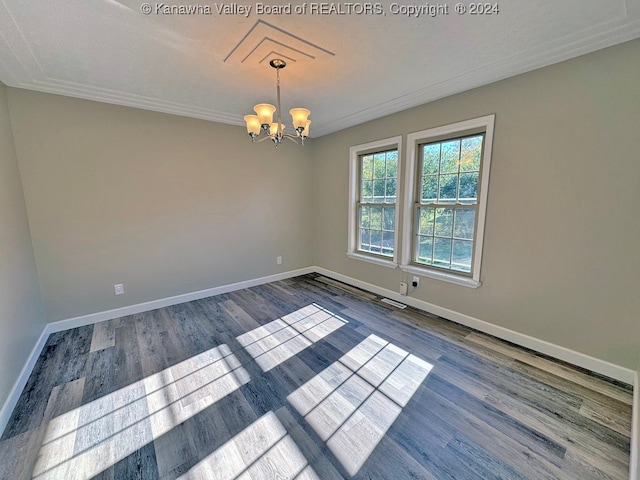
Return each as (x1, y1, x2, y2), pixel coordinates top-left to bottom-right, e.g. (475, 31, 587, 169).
(47, 267, 316, 333)
(315, 267, 640, 480)
(0, 266, 314, 437)
(631, 371, 639, 480)
(2, 264, 638, 480)
(314, 267, 636, 385)
(0, 326, 50, 436)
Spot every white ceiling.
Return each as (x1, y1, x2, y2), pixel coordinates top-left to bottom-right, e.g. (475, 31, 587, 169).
(1, 0, 639, 137)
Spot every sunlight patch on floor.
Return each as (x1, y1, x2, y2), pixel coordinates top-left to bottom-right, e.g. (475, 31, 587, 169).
(237, 304, 348, 372)
(32, 344, 250, 480)
(287, 334, 433, 475)
(178, 410, 319, 480)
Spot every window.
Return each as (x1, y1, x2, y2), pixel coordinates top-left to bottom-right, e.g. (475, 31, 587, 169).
(358, 149, 397, 257)
(348, 136, 402, 268)
(402, 115, 494, 287)
(415, 134, 483, 272)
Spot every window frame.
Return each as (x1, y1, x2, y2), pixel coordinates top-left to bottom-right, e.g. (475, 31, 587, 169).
(401, 115, 495, 287)
(347, 136, 402, 269)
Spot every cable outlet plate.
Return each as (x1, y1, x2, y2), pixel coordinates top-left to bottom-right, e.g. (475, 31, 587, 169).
(114, 284, 125, 295)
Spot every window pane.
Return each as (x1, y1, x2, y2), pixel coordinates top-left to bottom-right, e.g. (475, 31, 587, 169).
(359, 205, 370, 228)
(421, 175, 438, 203)
(386, 155, 398, 178)
(385, 179, 396, 202)
(453, 209, 475, 240)
(433, 238, 452, 268)
(362, 156, 373, 180)
(423, 144, 440, 174)
(417, 236, 433, 264)
(359, 229, 370, 251)
(373, 180, 385, 202)
(438, 174, 458, 203)
(382, 231, 394, 256)
(434, 208, 453, 236)
(370, 230, 382, 253)
(418, 207, 435, 236)
(373, 154, 386, 179)
(452, 239, 473, 272)
(382, 206, 395, 231)
(370, 206, 382, 229)
(361, 180, 373, 202)
(459, 172, 478, 203)
(440, 140, 460, 173)
(460, 136, 483, 172)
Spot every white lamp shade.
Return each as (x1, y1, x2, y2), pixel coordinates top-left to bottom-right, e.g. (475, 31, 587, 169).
(289, 108, 310, 130)
(269, 123, 285, 136)
(301, 120, 311, 137)
(244, 115, 261, 135)
(254, 104, 276, 125)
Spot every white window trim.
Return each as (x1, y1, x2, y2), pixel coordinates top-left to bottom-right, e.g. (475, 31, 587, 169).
(401, 115, 495, 288)
(347, 136, 402, 269)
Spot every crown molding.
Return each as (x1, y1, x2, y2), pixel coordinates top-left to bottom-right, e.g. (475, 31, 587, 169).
(311, 16, 640, 136)
(1, 0, 639, 137)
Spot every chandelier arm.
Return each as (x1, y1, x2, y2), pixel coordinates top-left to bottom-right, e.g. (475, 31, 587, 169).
(253, 135, 274, 143)
(283, 134, 300, 144)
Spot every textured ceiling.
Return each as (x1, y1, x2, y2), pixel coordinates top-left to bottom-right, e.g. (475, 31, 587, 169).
(1, 0, 639, 137)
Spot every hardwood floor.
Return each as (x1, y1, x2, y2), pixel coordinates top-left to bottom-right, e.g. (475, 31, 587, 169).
(0, 274, 633, 479)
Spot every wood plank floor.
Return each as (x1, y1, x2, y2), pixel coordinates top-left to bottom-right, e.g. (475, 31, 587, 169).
(0, 274, 633, 479)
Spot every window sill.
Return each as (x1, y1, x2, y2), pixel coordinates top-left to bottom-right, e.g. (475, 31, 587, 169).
(400, 264, 481, 288)
(347, 252, 398, 269)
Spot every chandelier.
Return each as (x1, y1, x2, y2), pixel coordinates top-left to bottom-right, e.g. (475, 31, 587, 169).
(243, 59, 311, 147)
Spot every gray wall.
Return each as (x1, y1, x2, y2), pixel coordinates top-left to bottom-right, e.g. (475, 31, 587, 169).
(311, 39, 640, 370)
(2, 40, 639, 393)
(8, 89, 314, 321)
(0, 83, 46, 410)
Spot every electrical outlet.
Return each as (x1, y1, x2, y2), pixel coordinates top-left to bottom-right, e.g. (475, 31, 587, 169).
(399, 282, 408, 295)
(114, 283, 125, 295)
(276, 256, 282, 265)
(412, 276, 420, 288)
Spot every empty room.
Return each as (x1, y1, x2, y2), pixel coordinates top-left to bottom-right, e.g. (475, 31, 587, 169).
(1, 1, 639, 479)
